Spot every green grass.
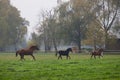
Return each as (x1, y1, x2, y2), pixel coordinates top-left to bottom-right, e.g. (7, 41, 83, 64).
(0, 53, 120, 80)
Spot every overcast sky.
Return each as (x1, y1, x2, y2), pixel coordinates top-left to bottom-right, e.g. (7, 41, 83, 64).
(10, 0, 58, 35)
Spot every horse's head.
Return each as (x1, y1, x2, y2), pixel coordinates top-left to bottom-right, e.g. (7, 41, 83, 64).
(67, 48, 73, 53)
(30, 45, 39, 50)
(99, 48, 104, 52)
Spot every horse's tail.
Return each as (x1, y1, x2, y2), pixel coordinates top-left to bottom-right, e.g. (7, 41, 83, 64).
(16, 50, 19, 57)
(89, 51, 92, 55)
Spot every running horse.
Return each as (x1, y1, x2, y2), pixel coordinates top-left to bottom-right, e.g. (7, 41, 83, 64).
(56, 48, 73, 59)
(91, 48, 104, 59)
(16, 45, 39, 60)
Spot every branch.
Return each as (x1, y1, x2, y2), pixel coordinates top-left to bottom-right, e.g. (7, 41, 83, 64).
(107, 0, 119, 31)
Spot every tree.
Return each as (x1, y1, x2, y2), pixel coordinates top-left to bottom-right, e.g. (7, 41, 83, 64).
(36, 10, 53, 52)
(45, 10, 59, 53)
(83, 20, 105, 49)
(37, 9, 62, 53)
(35, 0, 120, 52)
(0, 0, 28, 51)
(95, 0, 120, 49)
(112, 17, 120, 37)
(57, 0, 97, 52)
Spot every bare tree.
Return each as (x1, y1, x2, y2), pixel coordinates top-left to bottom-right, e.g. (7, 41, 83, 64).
(96, 0, 119, 49)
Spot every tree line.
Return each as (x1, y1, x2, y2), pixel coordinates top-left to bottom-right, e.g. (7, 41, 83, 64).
(0, 0, 28, 51)
(0, 0, 120, 52)
(31, 0, 120, 53)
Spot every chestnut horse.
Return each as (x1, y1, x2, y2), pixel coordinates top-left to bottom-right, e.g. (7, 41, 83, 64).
(16, 45, 39, 60)
(91, 48, 104, 59)
(56, 48, 73, 59)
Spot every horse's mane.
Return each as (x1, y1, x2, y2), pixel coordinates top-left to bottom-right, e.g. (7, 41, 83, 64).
(29, 45, 37, 49)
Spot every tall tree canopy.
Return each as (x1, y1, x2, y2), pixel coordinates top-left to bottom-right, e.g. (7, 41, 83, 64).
(0, 0, 28, 51)
(36, 0, 120, 52)
(92, 0, 120, 49)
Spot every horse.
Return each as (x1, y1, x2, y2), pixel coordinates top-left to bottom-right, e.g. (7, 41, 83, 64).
(91, 48, 104, 59)
(56, 48, 73, 59)
(16, 45, 39, 60)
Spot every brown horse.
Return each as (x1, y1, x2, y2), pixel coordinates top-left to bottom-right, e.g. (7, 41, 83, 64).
(16, 45, 39, 60)
(91, 48, 104, 59)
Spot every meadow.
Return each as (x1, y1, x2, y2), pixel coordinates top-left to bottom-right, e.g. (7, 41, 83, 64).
(0, 53, 120, 80)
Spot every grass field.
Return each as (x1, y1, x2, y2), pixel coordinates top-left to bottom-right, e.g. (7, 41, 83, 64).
(0, 53, 120, 80)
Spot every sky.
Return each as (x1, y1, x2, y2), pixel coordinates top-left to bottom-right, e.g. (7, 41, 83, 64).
(10, 0, 69, 38)
(10, 0, 59, 37)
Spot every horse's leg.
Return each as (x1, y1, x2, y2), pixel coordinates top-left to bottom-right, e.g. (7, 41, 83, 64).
(58, 55, 60, 59)
(20, 55, 24, 61)
(91, 55, 93, 59)
(23, 56, 25, 60)
(58, 55, 62, 60)
(66, 55, 70, 59)
(20, 54, 23, 61)
(94, 55, 96, 59)
(101, 52, 103, 57)
(22, 55, 25, 60)
(66, 55, 68, 59)
(68, 55, 71, 59)
(60, 55, 62, 59)
(22, 55, 25, 61)
(100, 54, 103, 59)
(20, 55, 22, 60)
(101, 55, 103, 57)
(99, 55, 101, 59)
(101, 54, 103, 57)
(31, 54, 36, 60)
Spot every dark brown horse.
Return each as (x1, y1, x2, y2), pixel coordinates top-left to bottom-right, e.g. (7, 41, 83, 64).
(91, 48, 104, 59)
(56, 48, 73, 59)
(16, 45, 39, 60)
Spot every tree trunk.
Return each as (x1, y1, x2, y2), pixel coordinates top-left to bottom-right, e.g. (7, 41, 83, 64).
(53, 38, 58, 53)
(78, 27, 81, 53)
(14, 40, 18, 51)
(93, 34, 97, 50)
(78, 41, 81, 53)
(104, 30, 108, 50)
(93, 39, 97, 50)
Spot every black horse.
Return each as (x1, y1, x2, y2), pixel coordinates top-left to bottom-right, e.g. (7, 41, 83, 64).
(56, 48, 73, 59)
